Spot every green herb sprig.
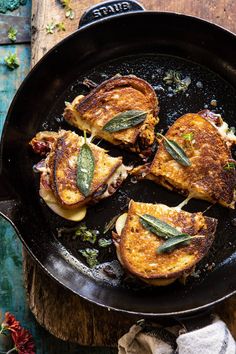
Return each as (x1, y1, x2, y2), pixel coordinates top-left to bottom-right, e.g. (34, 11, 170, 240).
(79, 248, 99, 268)
(8, 27, 17, 42)
(182, 132, 194, 141)
(98, 238, 112, 247)
(223, 161, 236, 171)
(163, 70, 191, 94)
(57, 223, 98, 243)
(74, 223, 97, 243)
(60, 0, 75, 19)
(77, 132, 95, 197)
(4, 53, 19, 70)
(56, 22, 66, 32)
(46, 21, 56, 34)
(157, 133, 191, 167)
(102, 110, 148, 132)
(46, 21, 66, 34)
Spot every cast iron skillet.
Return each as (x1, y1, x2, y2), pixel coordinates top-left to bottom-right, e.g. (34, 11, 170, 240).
(1, 0, 236, 317)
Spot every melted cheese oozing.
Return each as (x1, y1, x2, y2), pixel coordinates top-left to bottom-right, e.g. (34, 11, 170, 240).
(87, 128, 98, 144)
(101, 165, 129, 199)
(174, 194, 193, 211)
(70, 110, 121, 145)
(210, 120, 236, 143)
(141, 277, 177, 286)
(40, 185, 87, 221)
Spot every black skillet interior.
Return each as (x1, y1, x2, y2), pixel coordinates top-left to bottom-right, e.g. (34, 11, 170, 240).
(1, 12, 236, 316)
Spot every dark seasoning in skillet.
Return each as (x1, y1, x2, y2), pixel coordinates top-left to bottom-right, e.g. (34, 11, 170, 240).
(31, 54, 236, 291)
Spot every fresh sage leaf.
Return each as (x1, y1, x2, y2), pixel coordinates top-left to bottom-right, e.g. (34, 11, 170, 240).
(157, 234, 192, 254)
(139, 214, 183, 239)
(102, 110, 148, 132)
(77, 135, 95, 197)
(157, 133, 191, 167)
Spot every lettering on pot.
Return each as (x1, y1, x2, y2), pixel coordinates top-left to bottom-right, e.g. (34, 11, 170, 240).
(93, 2, 131, 18)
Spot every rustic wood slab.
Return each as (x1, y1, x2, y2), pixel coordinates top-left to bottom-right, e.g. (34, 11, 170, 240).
(25, 0, 236, 346)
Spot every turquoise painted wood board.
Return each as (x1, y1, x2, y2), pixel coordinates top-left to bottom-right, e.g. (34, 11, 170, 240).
(0, 1, 116, 353)
(0, 0, 30, 134)
(0, 0, 27, 13)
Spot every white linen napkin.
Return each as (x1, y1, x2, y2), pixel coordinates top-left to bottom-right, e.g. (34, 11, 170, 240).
(118, 318, 236, 354)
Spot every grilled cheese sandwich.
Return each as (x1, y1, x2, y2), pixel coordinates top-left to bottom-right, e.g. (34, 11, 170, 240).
(113, 201, 217, 285)
(147, 111, 236, 208)
(30, 130, 129, 221)
(63, 75, 159, 158)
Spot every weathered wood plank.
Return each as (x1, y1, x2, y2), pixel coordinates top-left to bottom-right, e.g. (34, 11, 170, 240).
(23, 0, 236, 347)
(142, 0, 236, 34)
(24, 252, 135, 346)
(0, 14, 31, 44)
(31, 0, 236, 67)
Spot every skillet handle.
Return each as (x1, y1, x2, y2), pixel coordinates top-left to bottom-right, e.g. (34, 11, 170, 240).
(79, 0, 145, 28)
(0, 171, 20, 226)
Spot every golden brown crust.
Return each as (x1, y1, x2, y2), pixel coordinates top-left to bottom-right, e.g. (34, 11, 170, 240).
(119, 201, 217, 280)
(63, 75, 159, 155)
(49, 130, 123, 208)
(150, 113, 236, 207)
(30, 130, 126, 209)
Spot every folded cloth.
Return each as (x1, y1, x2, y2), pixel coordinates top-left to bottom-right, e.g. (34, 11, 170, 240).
(177, 319, 236, 354)
(118, 318, 236, 354)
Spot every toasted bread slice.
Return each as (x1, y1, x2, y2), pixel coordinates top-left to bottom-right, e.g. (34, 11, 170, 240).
(113, 201, 217, 285)
(50, 130, 127, 208)
(30, 130, 129, 219)
(63, 75, 159, 157)
(148, 111, 236, 208)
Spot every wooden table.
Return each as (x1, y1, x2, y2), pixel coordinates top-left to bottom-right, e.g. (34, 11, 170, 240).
(1, 0, 236, 352)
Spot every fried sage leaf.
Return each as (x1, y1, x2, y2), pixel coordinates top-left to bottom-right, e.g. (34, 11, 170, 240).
(139, 214, 183, 239)
(102, 110, 148, 132)
(157, 133, 191, 167)
(77, 137, 95, 197)
(139, 214, 197, 254)
(157, 234, 192, 254)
